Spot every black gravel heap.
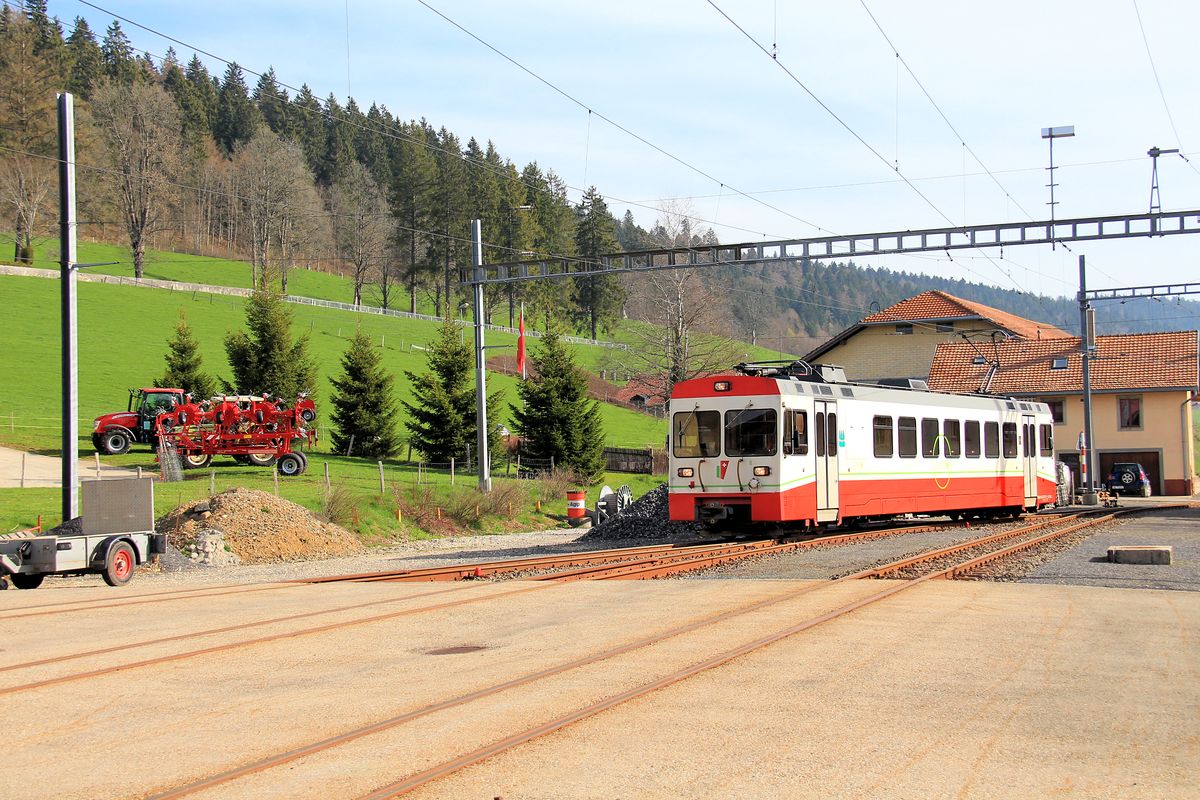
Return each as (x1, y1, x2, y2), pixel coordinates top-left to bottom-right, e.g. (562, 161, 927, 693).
(580, 484, 705, 541)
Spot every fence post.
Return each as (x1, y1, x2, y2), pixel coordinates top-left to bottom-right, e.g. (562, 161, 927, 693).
(136, 466, 142, 479)
(273, 466, 279, 497)
(209, 469, 215, 496)
(20, 451, 26, 488)
(450, 457, 455, 485)
(378, 460, 385, 493)
(324, 461, 331, 492)
(94, 452, 102, 480)
(345, 434, 355, 457)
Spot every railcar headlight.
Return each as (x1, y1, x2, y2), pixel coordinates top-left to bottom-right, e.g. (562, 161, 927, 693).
(677, 467, 694, 478)
(753, 466, 771, 476)
(713, 380, 731, 391)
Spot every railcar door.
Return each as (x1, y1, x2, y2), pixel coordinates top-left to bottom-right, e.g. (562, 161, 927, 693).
(1021, 414, 1037, 507)
(815, 400, 839, 522)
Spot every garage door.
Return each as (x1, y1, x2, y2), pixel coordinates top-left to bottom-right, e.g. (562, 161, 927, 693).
(1098, 451, 1161, 494)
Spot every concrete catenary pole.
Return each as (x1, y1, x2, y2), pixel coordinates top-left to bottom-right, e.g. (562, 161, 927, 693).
(471, 219, 492, 493)
(58, 92, 79, 521)
(1078, 255, 1097, 503)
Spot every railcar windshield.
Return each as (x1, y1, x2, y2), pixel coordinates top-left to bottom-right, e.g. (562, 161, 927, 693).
(724, 408, 777, 456)
(672, 410, 721, 457)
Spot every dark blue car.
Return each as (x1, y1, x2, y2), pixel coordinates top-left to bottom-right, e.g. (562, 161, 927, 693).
(1106, 462, 1152, 497)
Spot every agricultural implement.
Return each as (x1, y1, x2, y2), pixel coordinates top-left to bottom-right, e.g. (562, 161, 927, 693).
(153, 394, 317, 476)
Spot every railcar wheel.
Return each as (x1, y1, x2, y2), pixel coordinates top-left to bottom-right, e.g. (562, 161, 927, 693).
(182, 453, 212, 469)
(103, 542, 135, 587)
(10, 573, 44, 590)
(100, 429, 132, 455)
(277, 453, 304, 476)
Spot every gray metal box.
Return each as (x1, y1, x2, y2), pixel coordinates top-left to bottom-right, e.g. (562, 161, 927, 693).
(81, 478, 155, 535)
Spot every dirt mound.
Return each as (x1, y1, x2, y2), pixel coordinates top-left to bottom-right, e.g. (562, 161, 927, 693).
(157, 488, 364, 564)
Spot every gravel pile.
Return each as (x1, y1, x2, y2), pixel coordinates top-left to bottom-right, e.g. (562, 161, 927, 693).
(580, 484, 704, 541)
(156, 487, 364, 565)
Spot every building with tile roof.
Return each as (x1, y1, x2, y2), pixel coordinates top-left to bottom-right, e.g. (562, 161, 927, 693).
(929, 331, 1199, 495)
(803, 290, 1070, 382)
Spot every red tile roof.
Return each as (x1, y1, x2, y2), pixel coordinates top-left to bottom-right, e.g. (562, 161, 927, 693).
(928, 331, 1199, 394)
(861, 290, 1070, 340)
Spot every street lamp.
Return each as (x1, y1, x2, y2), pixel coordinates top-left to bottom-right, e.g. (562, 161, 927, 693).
(1041, 125, 1075, 246)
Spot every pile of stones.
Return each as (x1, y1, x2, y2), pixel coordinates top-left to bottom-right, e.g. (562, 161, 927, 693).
(581, 484, 704, 541)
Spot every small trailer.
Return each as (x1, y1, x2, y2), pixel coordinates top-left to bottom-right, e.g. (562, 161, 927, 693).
(0, 478, 165, 590)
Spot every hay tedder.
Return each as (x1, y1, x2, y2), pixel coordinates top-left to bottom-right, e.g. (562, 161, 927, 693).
(153, 394, 317, 476)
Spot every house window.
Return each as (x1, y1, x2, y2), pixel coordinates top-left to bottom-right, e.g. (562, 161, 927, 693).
(1050, 357, 1068, 370)
(895, 323, 913, 335)
(1118, 396, 1142, 430)
(1045, 399, 1065, 424)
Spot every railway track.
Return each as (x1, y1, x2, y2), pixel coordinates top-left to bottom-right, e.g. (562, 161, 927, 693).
(123, 508, 1147, 800)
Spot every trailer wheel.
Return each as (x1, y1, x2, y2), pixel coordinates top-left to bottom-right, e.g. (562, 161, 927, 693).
(103, 542, 135, 587)
(182, 453, 212, 469)
(295, 451, 309, 470)
(300, 408, 316, 423)
(247, 452, 277, 467)
(99, 429, 132, 455)
(277, 453, 305, 476)
(10, 573, 44, 590)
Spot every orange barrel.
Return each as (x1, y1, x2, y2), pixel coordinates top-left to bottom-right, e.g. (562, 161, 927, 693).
(566, 489, 588, 526)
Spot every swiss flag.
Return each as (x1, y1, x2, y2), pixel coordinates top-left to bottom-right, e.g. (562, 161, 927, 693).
(516, 313, 526, 379)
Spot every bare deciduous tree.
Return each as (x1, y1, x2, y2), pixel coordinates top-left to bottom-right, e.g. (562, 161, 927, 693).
(331, 161, 389, 306)
(232, 130, 315, 287)
(88, 80, 184, 278)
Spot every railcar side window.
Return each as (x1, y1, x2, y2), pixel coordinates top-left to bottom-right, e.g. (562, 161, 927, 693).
(984, 422, 1000, 458)
(898, 416, 917, 458)
(921, 418, 940, 458)
(1002, 422, 1018, 458)
(873, 415, 893, 457)
(783, 410, 809, 455)
(725, 408, 778, 456)
(964, 421, 981, 458)
(943, 419, 961, 458)
(672, 410, 720, 458)
(1039, 424, 1054, 457)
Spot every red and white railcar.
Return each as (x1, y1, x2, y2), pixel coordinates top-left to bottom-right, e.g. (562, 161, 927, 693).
(668, 362, 1057, 528)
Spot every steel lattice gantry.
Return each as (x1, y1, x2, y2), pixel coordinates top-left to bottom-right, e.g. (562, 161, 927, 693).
(460, 209, 1200, 285)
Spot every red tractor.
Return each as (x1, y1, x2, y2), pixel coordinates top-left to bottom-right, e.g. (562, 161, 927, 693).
(93, 388, 185, 455)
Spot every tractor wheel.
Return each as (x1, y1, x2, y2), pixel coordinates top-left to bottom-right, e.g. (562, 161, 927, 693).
(103, 542, 135, 587)
(300, 407, 316, 423)
(99, 429, 132, 455)
(182, 453, 212, 469)
(246, 452, 277, 467)
(277, 453, 304, 477)
(10, 573, 44, 590)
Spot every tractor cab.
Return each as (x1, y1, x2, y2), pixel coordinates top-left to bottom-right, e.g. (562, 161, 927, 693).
(93, 388, 183, 455)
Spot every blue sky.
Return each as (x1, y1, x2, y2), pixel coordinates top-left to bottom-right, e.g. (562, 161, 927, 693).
(53, 0, 1200, 305)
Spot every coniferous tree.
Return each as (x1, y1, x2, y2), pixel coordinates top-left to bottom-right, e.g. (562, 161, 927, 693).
(157, 310, 215, 399)
(401, 316, 502, 465)
(64, 17, 102, 98)
(393, 119, 438, 313)
(253, 68, 291, 137)
(214, 62, 259, 153)
(224, 285, 319, 403)
(511, 327, 605, 481)
(429, 127, 469, 316)
(572, 186, 624, 340)
(329, 331, 400, 458)
(184, 55, 218, 133)
(100, 20, 136, 84)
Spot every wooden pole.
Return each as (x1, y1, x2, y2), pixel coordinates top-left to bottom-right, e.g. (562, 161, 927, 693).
(378, 460, 385, 493)
(273, 466, 279, 497)
(20, 452, 26, 488)
(209, 470, 215, 496)
(451, 457, 455, 485)
(324, 461, 331, 492)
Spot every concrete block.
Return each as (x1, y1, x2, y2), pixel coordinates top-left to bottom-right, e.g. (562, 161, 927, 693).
(1107, 546, 1172, 566)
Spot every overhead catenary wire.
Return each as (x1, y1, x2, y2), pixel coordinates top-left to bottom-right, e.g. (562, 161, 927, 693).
(1131, 0, 1200, 179)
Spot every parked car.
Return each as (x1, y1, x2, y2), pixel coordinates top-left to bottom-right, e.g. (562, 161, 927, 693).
(1106, 462, 1152, 497)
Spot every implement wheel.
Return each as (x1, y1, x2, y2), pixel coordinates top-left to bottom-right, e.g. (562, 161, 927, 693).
(277, 452, 305, 477)
(182, 453, 212, 469)
(10, 573, 44, 590)
(246, 452, 277, 467)
(103, 542, 135, 587)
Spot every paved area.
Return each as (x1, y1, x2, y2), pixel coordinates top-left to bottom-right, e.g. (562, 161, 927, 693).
(0, 444, 141, 488)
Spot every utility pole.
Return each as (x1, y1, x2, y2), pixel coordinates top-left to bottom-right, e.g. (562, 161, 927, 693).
(1078, 255, 1097, 504)
(58, 93, 79, 521)
(471, 220, 492, 493)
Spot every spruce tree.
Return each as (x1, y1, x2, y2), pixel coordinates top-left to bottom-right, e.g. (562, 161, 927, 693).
(65, 17, 102, 98)
(224, 285, 319, 403)
(157, 310, 215, 400)
(572, 187, 624, 340)
(511, 328, 605, 481)
(401, 316, 502, 465)
(330, 331, 400, 458)
(214, 62, 260, 153)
